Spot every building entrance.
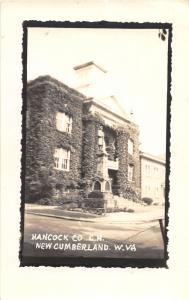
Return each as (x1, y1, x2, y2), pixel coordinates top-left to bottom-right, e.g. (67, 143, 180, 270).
(108, 169, 118, 195)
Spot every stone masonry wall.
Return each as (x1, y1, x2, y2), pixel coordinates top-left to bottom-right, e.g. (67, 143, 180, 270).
(116, 121, 141, 200)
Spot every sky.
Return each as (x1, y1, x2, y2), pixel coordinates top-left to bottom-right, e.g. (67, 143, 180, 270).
(27, 27, 169, 157)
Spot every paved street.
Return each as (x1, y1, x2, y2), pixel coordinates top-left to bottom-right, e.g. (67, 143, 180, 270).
(22, 212, 164, 259)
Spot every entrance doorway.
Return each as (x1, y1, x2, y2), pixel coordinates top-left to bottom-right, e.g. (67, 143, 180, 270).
(108, 169, 118, 195)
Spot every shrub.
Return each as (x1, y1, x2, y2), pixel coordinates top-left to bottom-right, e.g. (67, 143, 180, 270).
(121, 186, 140, 202)
(142, 197, 153, 205)
(84, 198, 104, 209)
(36, 193, 83, 207)
(127, 208, 135, 213)
(60, 193, 83, 203)
(114, 207, 120, 212)
(37, 198, 54, 205)
(96, 208, 104, 215)
(88, 191, 104, 199)
(66, 202, 79, 210)
(52, 201, 79, 210)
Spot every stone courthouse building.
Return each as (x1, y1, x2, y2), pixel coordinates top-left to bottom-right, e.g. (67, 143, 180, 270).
(25, 62, 141, 207)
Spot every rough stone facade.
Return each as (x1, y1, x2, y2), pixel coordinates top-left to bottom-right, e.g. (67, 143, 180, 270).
(25, 74, 141, 205)
(25, 76, 84, 201)
(116, 123, 141, 200)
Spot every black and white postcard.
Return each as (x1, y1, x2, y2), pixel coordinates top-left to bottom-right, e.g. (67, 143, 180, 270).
(1, 1, 189, 300)
(20, 22, 171, 267)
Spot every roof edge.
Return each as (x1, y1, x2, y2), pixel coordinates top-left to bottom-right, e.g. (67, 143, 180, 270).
(73, 61, 107, 73)
(140, 151, 166, 164)
(84, 98, 138, 128)
(27, 75, 86, 99)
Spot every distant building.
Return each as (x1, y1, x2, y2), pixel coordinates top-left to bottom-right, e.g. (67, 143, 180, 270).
(25, 61, 141, 207)
(140, 152, 165, 204)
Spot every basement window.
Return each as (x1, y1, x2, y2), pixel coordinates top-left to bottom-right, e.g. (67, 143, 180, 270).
(56, 112, 72, 133)
(54, 148, 70, 171)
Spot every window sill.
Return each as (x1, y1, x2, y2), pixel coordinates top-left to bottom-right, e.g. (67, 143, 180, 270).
(54, 167, 69, 172)
(56, 129, 72, 134)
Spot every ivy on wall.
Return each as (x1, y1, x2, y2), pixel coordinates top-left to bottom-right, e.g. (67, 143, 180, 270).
(25, 76, 84, 201)
(81, 113, 104, 188)
(116, 124, 141, 200)
(25, 76, 141, 202)
(116, 130, 128, 194)
(104, 127, 117, 160)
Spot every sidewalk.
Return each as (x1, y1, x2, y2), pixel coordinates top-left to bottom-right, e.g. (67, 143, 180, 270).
(25, 204, 164, 224)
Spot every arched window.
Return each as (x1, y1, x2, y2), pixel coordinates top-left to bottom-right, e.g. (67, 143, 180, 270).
(105, 181, 110, 191)
(93, 181, 101, 191)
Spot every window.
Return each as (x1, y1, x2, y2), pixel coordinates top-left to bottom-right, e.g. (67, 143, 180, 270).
(128, 139, 134, 155)
(105, 181, 111, 191)
(148, 165, 150, 176)
(56, 112, 72, 133)
(93, 181, 101, 191)
(154, 167, 159, 176)
(98, 136, 103, 150)
(128, 165, 134, 182)
(155, 186, 159, 196)
(98, 128, 104, 151)
(54, 148, 70, 171)
(145, 164, 150, 176)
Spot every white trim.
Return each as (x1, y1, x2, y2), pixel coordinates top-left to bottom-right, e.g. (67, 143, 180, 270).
(54, 148, 70, 171)
(56, 111, 72, 133)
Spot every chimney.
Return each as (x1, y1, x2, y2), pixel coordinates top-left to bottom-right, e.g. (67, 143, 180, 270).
(73, 61, 108, 98)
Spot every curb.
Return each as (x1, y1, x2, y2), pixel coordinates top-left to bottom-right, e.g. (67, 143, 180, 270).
(26, 211, 163, 225)
(26, 211, 97, 223)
